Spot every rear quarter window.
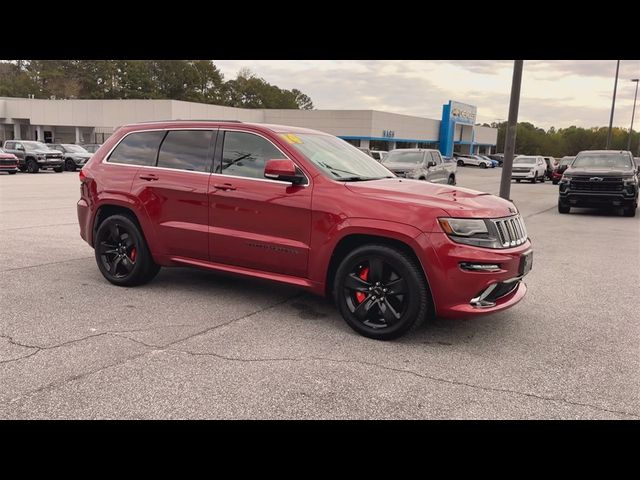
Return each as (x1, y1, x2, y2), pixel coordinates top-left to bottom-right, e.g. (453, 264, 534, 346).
(107, 131, 166, 166)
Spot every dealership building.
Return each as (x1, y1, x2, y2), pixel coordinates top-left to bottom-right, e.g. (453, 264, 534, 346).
(0, 97, 497, 156)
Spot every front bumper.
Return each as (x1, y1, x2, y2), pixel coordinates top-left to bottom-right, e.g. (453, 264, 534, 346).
(37, 159, 64, 167)
(559, 186, 638, 207)
(0, 164, 18, 172)
(511, 171, 535, 179)
(416, 232, 532, 319)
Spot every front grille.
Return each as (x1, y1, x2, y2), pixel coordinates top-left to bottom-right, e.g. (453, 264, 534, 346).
(570, 176, 623, 192)
(491, 215, 528, 248)
(46, 154, 62, 159)
(512, 167, 531, 173)
(0, 159, 16, 165)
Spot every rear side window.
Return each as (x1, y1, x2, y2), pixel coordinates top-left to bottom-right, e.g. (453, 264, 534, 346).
(429, 151, 441, 164)
(220, 131, 282, 179)
(107, 131, 165, 166)
(157, 130, 214, 172)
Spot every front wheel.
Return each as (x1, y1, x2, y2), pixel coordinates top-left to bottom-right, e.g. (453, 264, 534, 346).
(94, 214, 160, 286)
(558, 200, 570, 214)
(539, 174, 545, 183)
(457, 160, 464, 166)
(65, 159, 76, 171)
(53, 165, 64, 173)
(333, 244, 431, 340)
(8, 171, 17, 175)
(480, 162, 487, 169)
(622, 204, 637, 217)
(515, 179, 521, 183)
(26, 159, 39, 173)
(447, 175, 455, 185)
(552, 179, 559, 185)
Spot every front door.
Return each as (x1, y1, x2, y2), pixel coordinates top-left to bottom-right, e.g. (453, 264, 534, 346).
(208, 130, 312, 278)
(130, 129, 216, 261)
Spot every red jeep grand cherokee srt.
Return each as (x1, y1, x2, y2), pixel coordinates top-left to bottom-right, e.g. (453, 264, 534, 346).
(78, 121, 532, 340)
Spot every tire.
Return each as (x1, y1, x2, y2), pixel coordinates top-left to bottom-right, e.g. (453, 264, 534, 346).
(26, 159, 39, 173)
(539, 174, 545, 183)
(94, 214, 160, 287)
(53, 165, 64, 173)
(515, 179, 521, 183)
(18, 165, 27, 172)
(65, 159, 76, 171)
(622, 205, 637, 217)
(531, 174, 537, 183)
(8, 171, 17, 175)
(447, 175, 455, 185)
(552, 179, 559, 185)
(480, 162, 487, 169)
(419, 177, 426, 181)
(333, 244, 431, 340)
(558, 200, 570, 214)
(457, 160, 464, 166)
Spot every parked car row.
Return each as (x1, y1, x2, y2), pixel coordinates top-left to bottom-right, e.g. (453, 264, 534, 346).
(0, 141, 101, 173)
(381, 148, 457, 185)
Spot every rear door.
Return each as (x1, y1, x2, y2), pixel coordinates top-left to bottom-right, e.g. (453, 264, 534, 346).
(129, 129, 216, 261)
(428, 151, 446, 183)
(208, 129, 312, 278)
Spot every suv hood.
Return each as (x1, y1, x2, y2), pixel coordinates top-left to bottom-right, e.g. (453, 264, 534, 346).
(383, 162, 420, 172)
(566, 167, 634, 176)
(32, 149, 62, 155)
(512, 163, 536, 168)
(345, 178, 517, 218)
(0, 153, 17, 159)
(70, 153, 92, 159)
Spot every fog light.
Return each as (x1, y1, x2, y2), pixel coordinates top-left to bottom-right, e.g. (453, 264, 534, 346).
(460, 262, 501, 272)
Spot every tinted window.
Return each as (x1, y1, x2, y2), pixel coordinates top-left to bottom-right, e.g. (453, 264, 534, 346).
(221, 131, 282, 179)
(157, 130, 214, 172)
(108, 131, 165, 166)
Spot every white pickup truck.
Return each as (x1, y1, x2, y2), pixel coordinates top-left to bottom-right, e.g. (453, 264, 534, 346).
(381, 148, 457, 185)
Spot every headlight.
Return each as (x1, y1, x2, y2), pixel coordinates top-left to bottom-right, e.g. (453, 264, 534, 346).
(438, 218, 503, 249)
(37, 154, 45, 160)
(561, 173, 572, 181)
(622, 175, 637, 185)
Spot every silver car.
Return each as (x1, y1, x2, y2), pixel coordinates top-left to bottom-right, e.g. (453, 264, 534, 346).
(382, 148, 457, 185)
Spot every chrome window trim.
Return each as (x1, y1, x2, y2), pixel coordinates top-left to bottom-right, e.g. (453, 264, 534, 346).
(101, 127, 217, 171)
(101, 126, 311, 187)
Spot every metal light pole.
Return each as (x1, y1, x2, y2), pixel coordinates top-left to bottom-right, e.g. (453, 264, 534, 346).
(499, 60, 524, 200)
(606, 60, 620, 150)
(627, 78, 639, 151)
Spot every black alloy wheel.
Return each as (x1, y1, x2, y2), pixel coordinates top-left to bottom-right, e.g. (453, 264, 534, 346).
(65, 158, 76, 171)
(334, 245, 430, 340)
(95, 214, 160, 286)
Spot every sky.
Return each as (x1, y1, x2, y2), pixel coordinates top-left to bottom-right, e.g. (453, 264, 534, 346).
(214, 60, 640, 130)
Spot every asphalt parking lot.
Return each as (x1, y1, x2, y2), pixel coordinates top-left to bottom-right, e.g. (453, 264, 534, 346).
(1, 167, 638, 419)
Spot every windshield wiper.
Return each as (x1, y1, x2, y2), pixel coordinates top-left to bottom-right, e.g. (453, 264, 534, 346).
(338, 176, 393, 182)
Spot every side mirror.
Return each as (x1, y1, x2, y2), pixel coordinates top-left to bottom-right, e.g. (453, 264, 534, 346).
(427, 161, 436, 168)
(264, 159, 305, 185)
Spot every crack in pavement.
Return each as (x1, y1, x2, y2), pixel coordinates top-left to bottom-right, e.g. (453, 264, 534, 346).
(0, 256, 93, 274)
(0, 222, 79, 232)
(161, 349, 640, 419)
(0, 330, 147, 365)
(524, 205, 557, 219)
(1, 294, 300, 406)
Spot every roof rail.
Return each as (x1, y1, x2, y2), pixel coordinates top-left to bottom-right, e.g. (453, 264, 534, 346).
(133, 119, 243, 124)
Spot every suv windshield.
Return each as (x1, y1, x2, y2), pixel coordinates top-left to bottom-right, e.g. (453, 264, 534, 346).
(21, 141, 50, 150)
(560, 157, 574, 165)
(285, 133, 394, 181)
(62, 144, 88, 153)
(515, 157, 537, 165)
(384, 151, 424, 164)
(573, 153, 632, 169)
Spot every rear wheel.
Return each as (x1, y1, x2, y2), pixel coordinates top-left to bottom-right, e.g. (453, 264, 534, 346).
(480, 162, 487, 169)
(457, 160, 464, 166)
(26, 159, 39, 173)
(558, 199, 570, 214)
(447, 174, 455, 185)
(94, 214, 160, 286)
(18, 165, 27, 172)
(334, 244, 430, 340)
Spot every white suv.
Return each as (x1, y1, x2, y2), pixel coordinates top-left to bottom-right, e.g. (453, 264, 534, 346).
(511, 155, 547, 183)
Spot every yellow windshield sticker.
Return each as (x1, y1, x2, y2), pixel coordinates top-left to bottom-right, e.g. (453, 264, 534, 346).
(285, 133, 303, 144)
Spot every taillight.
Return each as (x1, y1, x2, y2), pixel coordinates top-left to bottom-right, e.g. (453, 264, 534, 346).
(79, 169, 87, 182)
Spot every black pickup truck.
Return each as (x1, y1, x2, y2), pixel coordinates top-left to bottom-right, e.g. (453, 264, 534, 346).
(558, 150, 639, 217)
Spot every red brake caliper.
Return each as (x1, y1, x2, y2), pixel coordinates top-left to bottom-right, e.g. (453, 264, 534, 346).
(130, 247, 137, 262)
(355, 266, 369, 304)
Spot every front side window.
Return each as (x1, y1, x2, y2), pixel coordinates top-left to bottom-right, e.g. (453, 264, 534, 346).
(158, 130, 214, 172)
(4, 142, 14, 149)
(22, 141, 49, 150)
(220, 131, 282, 179)
(108, 131, 165, 166)
(429, 151, 441, 165)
